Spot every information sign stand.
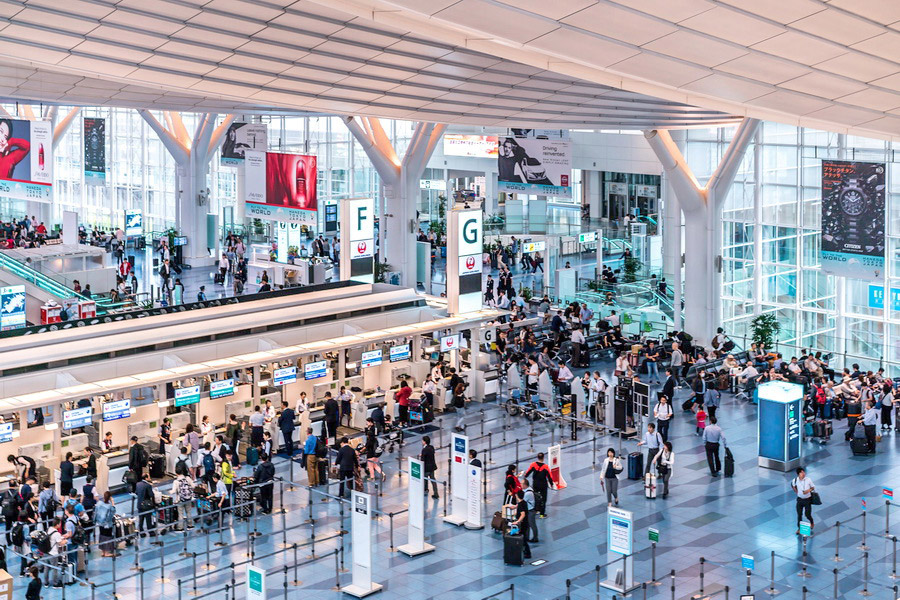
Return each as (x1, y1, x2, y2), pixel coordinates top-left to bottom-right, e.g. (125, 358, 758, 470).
(398, 458, 435, 556)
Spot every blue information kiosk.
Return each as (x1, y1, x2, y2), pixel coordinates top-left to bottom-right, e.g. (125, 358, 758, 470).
(756, 381, 804, 471)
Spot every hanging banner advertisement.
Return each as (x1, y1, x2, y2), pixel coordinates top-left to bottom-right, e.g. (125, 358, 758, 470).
(340, 197, 375, 284)
(0, 285, 26, 331)
(0, 119, 52, 202)
(498, 137, 571, 198)
(821, 160, 885, 280)
(444, 433, 468, 526)
(443, 134, 498, 158)
(83, 117, 105, 185)
(243, 151, 317, 224)
(221, 122, 267, 166)
(509, 128, 570, 140)
(125, 209, 143, 237)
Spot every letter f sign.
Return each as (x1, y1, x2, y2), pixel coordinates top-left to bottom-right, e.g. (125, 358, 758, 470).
(357, 206, 368, 231)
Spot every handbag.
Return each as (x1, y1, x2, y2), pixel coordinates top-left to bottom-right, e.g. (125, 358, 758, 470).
(810, 491, 822, 506)
(656, 463, 669, 476)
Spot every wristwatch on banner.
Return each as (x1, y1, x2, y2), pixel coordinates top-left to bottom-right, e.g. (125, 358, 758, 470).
(838, 176, 868, 244)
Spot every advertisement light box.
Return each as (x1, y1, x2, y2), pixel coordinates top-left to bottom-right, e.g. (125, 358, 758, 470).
(0, 423, 12, 443)
(361, 350, 383, 368)
(274, 366, 298, 386)
(63, 407, 93, 429)
(175, 385, 201, 407)
(304, 361, 327, 380)
(210, 378, 235, 399)
(102, 399, 131, 422)
(440, 334, 460, 353)
(390, 344, 411, 362)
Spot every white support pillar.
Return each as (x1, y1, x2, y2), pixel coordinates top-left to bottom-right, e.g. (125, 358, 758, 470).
(139, 110, 234, 267)
(346, 116, 445, 288)
(644, 118, 760, 344)
(661, 172, 682, 330)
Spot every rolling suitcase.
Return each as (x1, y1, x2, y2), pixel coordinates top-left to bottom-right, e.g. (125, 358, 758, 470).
(644, 473, 657, 499)
(318, 457, 328, 484)
(723, 448, 735, 477)
(627, 452, 643, 480)
(503, 533, 524, 565)
(76, 547, 86, 573)
(852, 437, 869, 455)
(491, 511, 507, 533)
(681, 398, 694, 411)
(157, 494, 177, 525)
(246, 446, 259, 466)
(804, 421, 814, 437)
(149, 453, 166, 478)
(233, 488, 254, 519)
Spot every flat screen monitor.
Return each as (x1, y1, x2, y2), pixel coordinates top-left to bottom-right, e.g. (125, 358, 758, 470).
(389, 344, 410, 362)
(175, 385, 201, 407)
(304, 361, 327, 380)
(102, 399, 131, 422)
(63, 407, 93, 429)
(210, 378, 235, 399)
(274, 367, 298, 386)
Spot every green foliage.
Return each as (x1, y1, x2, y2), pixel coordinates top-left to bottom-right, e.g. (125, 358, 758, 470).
(374, 260, 392, 283)
(623, 257, 642, 283)
(750, 313, 780, 347)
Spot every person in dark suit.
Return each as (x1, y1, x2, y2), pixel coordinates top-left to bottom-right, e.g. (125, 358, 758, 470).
(134, 473, 156, 536)
(419, 436, 438, 499)
(661, 368, 677, 403)
(83, 446, 98, 480)
(25, 567, 41, 600)
(278, 401, 296, 456)
(323, 393, 339, 445)
(59, 452, 75, 497)
(128, 436, 147, 491)
(335, 437, 357, 499)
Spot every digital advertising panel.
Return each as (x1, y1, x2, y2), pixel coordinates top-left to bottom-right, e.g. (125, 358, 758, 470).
(304, 361, 327, 380)
(0, 118, 52, 202)
(102, 399, 131, 422)
(498, 137, 571, 198)
(821, 160, 885, 280)
(0, 285, 26, 331)
(221, 122, 267, 165)
(443, 134, 498, 158)
(273, 366, 297, 386)
(244, 151, 317, 224)
(83, 117, 105, 184)
(361, 350, 383, 368)
(125, 209, 143, 237)
(174, 385, 201, 407)
(0, 423, 13, 443)
(440, 334, 460, 353)
(63, 407, 93, 430)
(210, 378, 235, 399)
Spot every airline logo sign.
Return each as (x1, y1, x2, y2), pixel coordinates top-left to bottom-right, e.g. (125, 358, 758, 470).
(352, 239, 374, 259)
(459, 254, 482, 276)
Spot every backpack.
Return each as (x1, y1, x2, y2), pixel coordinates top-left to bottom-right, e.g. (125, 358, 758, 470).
(175, 456, 189, 476)
(178, 478, 194, 502)
(10, 522, 23, 546)
(1, 491, 17, 518)
(315, 436, 328, 459)
(202, 452, 216, 475)
(69, 516, 86, 545)
(44, 495, 58, 516)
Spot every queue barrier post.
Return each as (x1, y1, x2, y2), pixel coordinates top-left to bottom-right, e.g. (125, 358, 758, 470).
(860, 510, 870, 551)
(893, 536, 899, 580)
(334, 548, 341, 591)
(480, 409, 485, 437)
(650, 541, 658, 584)
(529, 418, 535, 451)
(139, 568, 145, 600)
(862, 550, 870, 597)
(698, 557, 705, 597)
(595, 565, 601, 598)
(488, 432, 493, 464)
(216, 507, 226, 548)
(180, 524, 190, 557)
(515, 439, 520, 465)
(833, 568, 838, 600)
(191, 552, 199, 597)
(833, 521, 842, 562)
(292, 543, 301, 586)
(283, 565, 289, 600)
(308, 518, 316, 559)
(131, 520, 141, 571)
(767, 550, 776, 595)
(156, 538, 169, 583)
(565, 578, 572, 600)
(798, 535, 810, 578)
(288, 457, 295, 491)
(442, 481, 448, 517)
(888, 500, 892, 538)
(112, 551, 118, 598)
(670, 569, 675, 600)
(894, 585, 898, 600)
(725, 585, 730, 600)
(389, 512, 396, 552)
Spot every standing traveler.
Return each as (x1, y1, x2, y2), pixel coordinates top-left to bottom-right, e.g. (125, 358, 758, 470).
(134, 474, 156, 536)
(221, 452, 235, 498)
(38, 481, 59, 525)
(395, 381, 412, 427)
(249, 406, 265, 448)
(25, 567, 41, 600)
(253, 453, 275, 514)
(278, 400, 296, 456)
(661, 368, 677, 405)
(644, 341, 661, 384)
(521, 479, 538, 543)
(364, 427, 384, 481)
(862, 401, 880, 454)
(791, 467, 816, 535)
(338, 386, 355, 428)
(200, 415, 215, 448)
(523, 453, 553, 518)
(303, 428, 319, 487)
(652, 442, 675, 498)
(172, 469, 195, 528)
(453, 382, 467, 432)
(7, 455, 36, 482)
(654, 395, 673, 442)
(158, 418, 172, 457)
(702, 417, 726, 476)
(59, 452, 75, 497)
(323, 393, 339, 445)
(226, 415, 244, 467)
(336, 438, 357, 499)
(419, 436, 439, 499)
(505, 490, 532, 559)
(637, 423, 663, 474)
(880, 384, 894, 432)
(469, 449, 482, 468)
(128, 436, 148, 489)
(94, 492, 117, 557)
(503, 465, 522, 508)
(183, 424, 201, 479)
(83, 446, 98, 480)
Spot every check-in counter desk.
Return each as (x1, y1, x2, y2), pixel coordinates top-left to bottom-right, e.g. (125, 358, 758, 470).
(97, 448, 129, 495)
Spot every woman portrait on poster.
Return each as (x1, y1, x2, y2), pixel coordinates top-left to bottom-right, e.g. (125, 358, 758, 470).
(0, 119, 30, 179)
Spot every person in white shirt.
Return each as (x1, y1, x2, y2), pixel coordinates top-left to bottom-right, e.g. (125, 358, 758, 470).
(600, 449, 623, 506)
(637, 423, 664, 474)
(739, 364, 759, 383)
(569, 326, 586, 368)
(614, 352, 631, 382)
(200, 415, 215, 448)
(422, 375, 437, 407)
(296, 391, 308, 415)
(527, 357, 539, 398)
(651, 441, 675, 498)
(497, 292, 511, 310)
(590, 372, 608, 410)
(862, 401, 880, 453)
(557, 363, 574, 383)
(791, 467, 816, 535)
(338, 387, 356, 427)
(607, 311, 620, 327)
(653, 396, 673, 442)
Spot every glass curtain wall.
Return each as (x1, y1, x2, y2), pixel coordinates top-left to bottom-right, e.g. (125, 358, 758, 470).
(685, 123, 900, 372)
(0, 106, 404, 240)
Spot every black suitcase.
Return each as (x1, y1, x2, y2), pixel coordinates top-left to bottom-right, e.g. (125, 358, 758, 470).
(157, 495, 177, 525)
(681, 398, 694, 411)
(813, 420, 833, 438)
(851, 438, 869, 456)
(627, 452, 643, 480)
(149, 454, 166, 478)
(318, 458, 328, 484)
(214, 271, 225, 285)
(503, 533, 524, 565)
(723, 448, 735, 477)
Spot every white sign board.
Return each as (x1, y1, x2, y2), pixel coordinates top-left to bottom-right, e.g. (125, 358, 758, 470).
(447, 206, 483, 315)
(343, 491, 382, 597)
(466, 465, 483, 529)
(398, 458, 435, 556)
(443, 434, 469, 526)
(245, 565, 266, 600)
(608, 506, 633, 555)
(341, 197, 376, 284)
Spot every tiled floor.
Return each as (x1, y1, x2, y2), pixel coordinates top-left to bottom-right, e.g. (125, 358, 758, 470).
(17, 352, 899, 599)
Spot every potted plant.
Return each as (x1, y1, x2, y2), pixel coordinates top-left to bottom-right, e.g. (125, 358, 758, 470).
(623, 257, 642, 283)
(750, 313, 780, 347)
(374, 260, 392, 283)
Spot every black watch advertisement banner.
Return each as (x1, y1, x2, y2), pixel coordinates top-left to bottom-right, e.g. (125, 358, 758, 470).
(821, 160, 885, 281)
(83, 117, 105, 185)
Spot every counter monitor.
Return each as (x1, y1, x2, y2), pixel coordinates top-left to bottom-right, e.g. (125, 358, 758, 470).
(0, 423, 12, 443)
(304, 361, 327, 380)
(389, 344, 411, 362)
(63, 407, 93, 429)
(361, 350, 383, 368)
(210, 378, 235, 399)
(102, 399, 131, 422)
(274, 366, 298, 386)
(175, 385, 201, 407)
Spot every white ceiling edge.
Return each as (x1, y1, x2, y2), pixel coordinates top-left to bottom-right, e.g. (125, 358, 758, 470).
(328, 0, 900, 142)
